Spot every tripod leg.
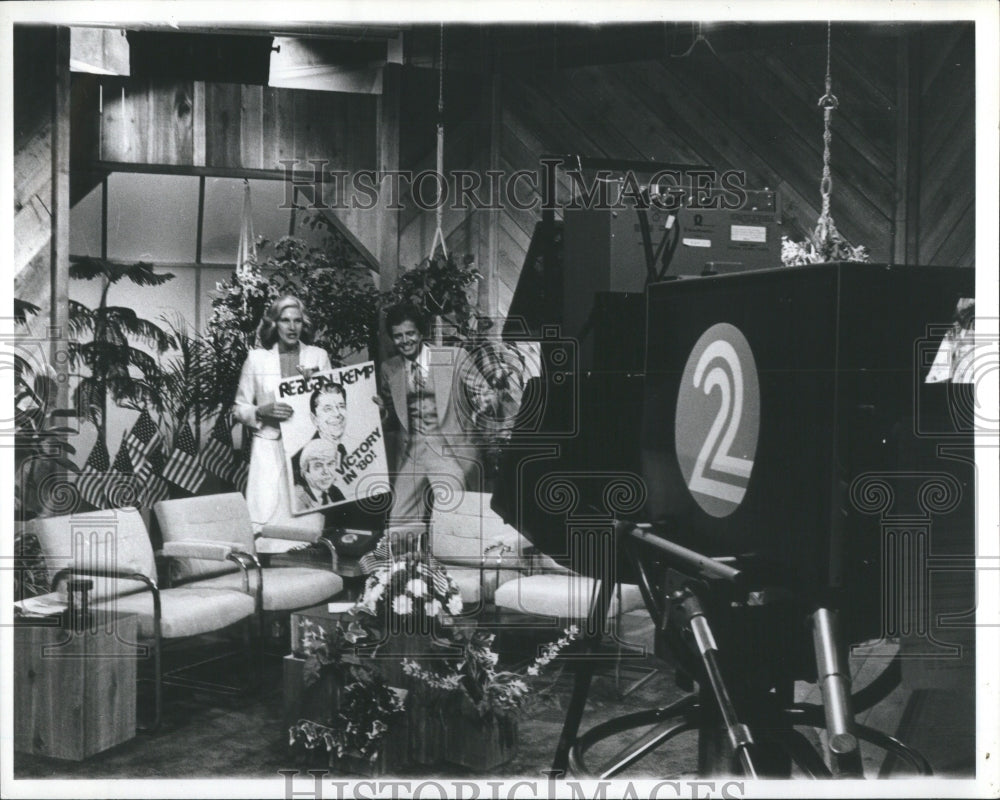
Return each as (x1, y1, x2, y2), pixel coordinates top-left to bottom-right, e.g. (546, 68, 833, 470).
(680, 592, 759, 779)
(552, 639, 598, 772)
(812, 607, 864, 777)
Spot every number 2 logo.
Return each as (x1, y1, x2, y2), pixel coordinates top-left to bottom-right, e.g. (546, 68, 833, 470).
(675, 323, 760, 518)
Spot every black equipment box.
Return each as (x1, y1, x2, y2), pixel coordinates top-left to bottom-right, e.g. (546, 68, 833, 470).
(641, 262, 974, 624)
(562, 190, 780, 342)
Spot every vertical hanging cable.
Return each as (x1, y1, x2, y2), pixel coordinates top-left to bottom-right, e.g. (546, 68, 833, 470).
(809, 22, 868, 263)
(429, 23, 448, 259)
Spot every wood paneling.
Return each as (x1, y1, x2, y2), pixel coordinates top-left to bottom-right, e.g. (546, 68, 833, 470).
(914, 26, 975, 267)
(93, 79, 377, 174)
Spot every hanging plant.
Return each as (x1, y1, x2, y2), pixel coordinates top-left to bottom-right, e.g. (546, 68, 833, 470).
(781, 23, 871, 268)
(380, 250, 482, 337)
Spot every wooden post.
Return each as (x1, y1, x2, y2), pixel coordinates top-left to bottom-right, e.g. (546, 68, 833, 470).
(50, 26, 71, 408)
(484, 45, 502, 324)
(376, 61, 402, 357)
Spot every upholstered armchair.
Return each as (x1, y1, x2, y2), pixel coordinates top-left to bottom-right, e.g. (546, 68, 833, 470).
(427, 490, 566, 609)
(153, 493, 343, 632)
(28, 506, 259, 730)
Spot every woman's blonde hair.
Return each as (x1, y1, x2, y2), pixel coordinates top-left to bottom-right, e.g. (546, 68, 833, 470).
(257, 294, 314, 348)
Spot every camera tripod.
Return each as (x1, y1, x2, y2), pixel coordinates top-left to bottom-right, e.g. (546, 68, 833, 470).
(551, 522, 933, 779)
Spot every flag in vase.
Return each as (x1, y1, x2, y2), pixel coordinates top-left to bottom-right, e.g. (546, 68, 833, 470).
(106, 434, 142, 509)
(161, 423, 207, 494)
(124, 409, 163, 470)
(77, 436, 111, 509)
(201, 413, 236, 481)
(137, 446, 171, 507)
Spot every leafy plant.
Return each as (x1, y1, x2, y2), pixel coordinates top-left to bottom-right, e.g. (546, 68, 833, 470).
(157, 315, 227, 443)
(206, 215, 380, 397)
(13, 300, 80, 597)
(401, 626, 579, 720)
(67, 257, 175, 441)
(289, 616, 406, 763)
(380, 250, 482, 337)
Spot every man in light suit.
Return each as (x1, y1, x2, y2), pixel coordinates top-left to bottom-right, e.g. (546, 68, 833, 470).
(376, 303, 495, 529)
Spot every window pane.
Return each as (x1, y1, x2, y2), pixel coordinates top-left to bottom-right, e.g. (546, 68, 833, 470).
(201, 177, 292, 264)
(70, 181, 103, 257)
(106, 173, 199, 263)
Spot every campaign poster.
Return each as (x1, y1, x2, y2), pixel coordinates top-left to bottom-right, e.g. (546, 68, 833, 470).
(277, 362, 389, 515)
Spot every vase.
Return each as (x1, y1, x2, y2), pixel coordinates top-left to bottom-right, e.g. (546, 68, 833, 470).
(329, 715, 410, 777)
(369, 624, 445, 688)
(443, 712, 518, 771)
(405, 683, 447, 766)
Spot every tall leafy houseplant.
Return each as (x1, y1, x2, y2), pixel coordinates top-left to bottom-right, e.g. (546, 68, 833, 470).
(67, 258, 175, 443)
(13, 299, 80, 598)
(158, 315, 228, 445)
(206, 219, 380, 414)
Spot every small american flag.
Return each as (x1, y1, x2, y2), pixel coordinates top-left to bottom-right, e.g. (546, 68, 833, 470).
(230, 460, 249, 494)
(77, 436, 111, 509)
(106, 434, 142, 509)
(201, 412, 236, 480)
(124, 409, 163, 470)
(137, 447, 170, 507)
(161, 423, 207, 494)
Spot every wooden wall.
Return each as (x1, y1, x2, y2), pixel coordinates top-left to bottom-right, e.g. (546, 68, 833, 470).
(399, 23, 975, 318)
(17, 23, 977, 321)
(77, 77, 380, 256)
(911, 25, 975, 267)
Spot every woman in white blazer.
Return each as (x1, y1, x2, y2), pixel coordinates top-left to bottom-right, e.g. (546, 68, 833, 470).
(233, 295, 332, 532)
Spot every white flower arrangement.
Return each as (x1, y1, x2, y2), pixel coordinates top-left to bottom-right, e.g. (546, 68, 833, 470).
(356, 549, 464, 623)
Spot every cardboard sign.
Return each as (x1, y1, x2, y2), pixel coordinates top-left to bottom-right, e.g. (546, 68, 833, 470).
(277, 362, 389, 515)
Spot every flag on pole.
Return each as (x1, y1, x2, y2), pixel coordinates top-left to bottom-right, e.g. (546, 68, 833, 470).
(138, 447, 171, 507)
(236, 178, 256, 282)
(77, 436, 111, 509)
(161, 423, 207, 494)
(124, 409, 163, 470)
(106, 434, 141, 509)
(201, 412, 236, 480)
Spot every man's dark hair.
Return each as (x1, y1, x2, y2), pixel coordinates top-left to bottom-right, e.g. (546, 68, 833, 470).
(385, 303, 428, 336)
(309, 382, 347, 415)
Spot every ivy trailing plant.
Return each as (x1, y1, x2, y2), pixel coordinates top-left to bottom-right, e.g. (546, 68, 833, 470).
(67, 257, 175, 442)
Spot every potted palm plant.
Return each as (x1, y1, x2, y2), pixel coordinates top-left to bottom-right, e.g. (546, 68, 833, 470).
(67, 257, 175, 445)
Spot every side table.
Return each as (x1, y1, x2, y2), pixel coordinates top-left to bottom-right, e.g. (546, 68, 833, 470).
(14, 612, 139, 760)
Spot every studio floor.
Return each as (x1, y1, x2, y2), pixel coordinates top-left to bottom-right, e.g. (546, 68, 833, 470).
(14, 611, 974, 783)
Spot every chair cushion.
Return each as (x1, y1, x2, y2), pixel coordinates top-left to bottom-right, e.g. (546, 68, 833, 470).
(494, 575, 644, 619)
(429, 491, 563, 572)
(194, 568, 344, 611)
(29, 507, 157, 601)
(94, 586, 256, 639)
(446, 566, 523, 604)
(154, 493, 256, 582)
